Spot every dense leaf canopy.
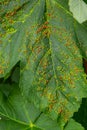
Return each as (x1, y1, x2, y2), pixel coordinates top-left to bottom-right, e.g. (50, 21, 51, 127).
(0, 0, 87, 130)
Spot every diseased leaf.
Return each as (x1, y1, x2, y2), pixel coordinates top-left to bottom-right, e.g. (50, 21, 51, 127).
(19, 0, 87, 126)
(0, 0, 87, 129)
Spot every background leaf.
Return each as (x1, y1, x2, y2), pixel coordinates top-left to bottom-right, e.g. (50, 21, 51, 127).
(69, 0, 87, 23)
(64, 119, 85, 130)
(74, 21, 87, 59)
(0, 84, 61, 130)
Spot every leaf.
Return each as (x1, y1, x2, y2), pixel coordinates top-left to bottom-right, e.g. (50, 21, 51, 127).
(11, 67, 20, 83)
(0, 0, 87, 129)
(69, 0, 87, 23)
(64, 119, 85, 130)
(0, 84, 61, 130)
(74, 21, 87, 59)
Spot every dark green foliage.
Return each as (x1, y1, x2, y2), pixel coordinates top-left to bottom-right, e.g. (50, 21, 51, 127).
(83, 0, 87, 4)
(73, 98, 87, 129)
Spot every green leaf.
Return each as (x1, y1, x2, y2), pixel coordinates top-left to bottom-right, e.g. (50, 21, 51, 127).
(69, 0, 87, 23)
(0, 84, 61, 130)
(0, 0, 87, 129)
(11, 67, 20, 83)
(74, 21, 87, 59)
(64, 119, 85, 130)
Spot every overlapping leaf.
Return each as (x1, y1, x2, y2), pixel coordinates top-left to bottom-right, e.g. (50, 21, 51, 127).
(0, 84, 61, 130)
(64, 119, 84, 130)
(0, 0, 87, 129)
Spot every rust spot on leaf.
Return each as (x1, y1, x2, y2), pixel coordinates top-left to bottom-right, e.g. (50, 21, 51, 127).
(36, 21, 49, 34)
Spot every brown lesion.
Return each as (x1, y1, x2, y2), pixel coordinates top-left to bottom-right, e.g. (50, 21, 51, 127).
(36, 21, 49, 34)
(36, 21, 51, 38)
(5, 1, 29, 18)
